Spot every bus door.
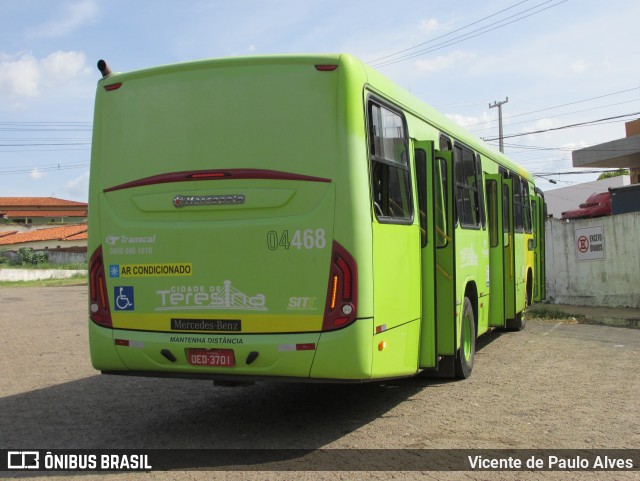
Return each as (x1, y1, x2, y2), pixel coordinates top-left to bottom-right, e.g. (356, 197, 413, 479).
(433, 149, 455, 367)
(414, 140, 435, 367)
(502, 179, 517, 323)
(413, 141, 454, 369)
(369, 101, 421, 377)
(532, 190, 546, 301)
(485, 174, 505, 327)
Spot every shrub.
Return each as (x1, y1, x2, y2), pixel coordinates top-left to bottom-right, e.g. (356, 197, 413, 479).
(17, 247, 49, 265)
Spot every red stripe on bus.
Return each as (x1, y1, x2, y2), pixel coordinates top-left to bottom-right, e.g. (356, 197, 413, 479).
(103, 169, 332, 193)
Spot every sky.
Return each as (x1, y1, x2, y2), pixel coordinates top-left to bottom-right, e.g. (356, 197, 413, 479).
(1, 0, 639, 202)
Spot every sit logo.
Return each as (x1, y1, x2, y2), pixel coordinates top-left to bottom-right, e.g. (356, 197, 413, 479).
(287, 296, 318, 311)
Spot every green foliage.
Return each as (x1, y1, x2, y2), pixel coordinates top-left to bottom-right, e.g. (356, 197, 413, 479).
(597, 169, 629, 180)
(16, 247, 49, 265)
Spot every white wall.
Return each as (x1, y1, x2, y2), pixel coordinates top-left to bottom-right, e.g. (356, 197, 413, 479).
(0, 269, 87, 281)
(545, 212, 640, 308)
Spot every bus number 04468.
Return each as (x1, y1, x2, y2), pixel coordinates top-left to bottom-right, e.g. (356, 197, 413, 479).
(267, 229, 326, 251)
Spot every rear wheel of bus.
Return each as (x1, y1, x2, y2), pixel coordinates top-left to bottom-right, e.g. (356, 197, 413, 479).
(455, 297, 476, 379)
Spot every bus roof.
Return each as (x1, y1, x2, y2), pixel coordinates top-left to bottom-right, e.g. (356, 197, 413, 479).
(355, 55, 534, 183)
(97, 53, 533, 183)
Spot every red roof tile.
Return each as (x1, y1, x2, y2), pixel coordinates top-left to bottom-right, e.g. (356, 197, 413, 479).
(63, 232, 88, 241)
(1, 210, 87, 218)
(0, 224, 87, 245)
(0, 197, 87, 208)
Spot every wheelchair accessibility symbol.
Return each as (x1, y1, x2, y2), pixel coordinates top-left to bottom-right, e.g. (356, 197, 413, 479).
(114, 286, 135, 311)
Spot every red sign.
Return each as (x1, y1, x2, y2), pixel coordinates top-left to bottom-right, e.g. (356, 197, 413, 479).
(577, 235, 589, 253)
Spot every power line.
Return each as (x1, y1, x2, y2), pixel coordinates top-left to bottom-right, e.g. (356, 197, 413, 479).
(370, 0, 567, 68)
(469, 97, 640, 133)
(0, 162, 89, 176)
(483, 112, 640, 141)
(463, 87, 640, 129)
(368, 0, 532, 64)
(533, 169, 622, 176)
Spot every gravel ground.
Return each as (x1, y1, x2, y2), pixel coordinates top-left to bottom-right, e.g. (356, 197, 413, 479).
(1, 285, 638, 480)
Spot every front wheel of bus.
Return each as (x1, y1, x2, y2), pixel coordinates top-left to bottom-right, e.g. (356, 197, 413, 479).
(455, 297, 476, 379)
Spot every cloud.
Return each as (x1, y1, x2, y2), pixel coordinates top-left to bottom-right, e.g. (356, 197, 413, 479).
(0, 51, 91, 100)
(420, 18, 440, 34)
(30, 0, 100, 38)
(414, 50, 475, 74)
(64, 172, 90, 199)
(41, 51, 91, 85)
(0, 52, 40, 97)
(566, 60, 587, 75)
(29, 168, 45, 180)
(446, 110, 492, 128)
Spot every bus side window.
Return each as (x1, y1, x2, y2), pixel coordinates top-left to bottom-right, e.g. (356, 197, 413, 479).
(502, 183, 510, 245)
(523, 179, 532, 233)
(486, 180, 499, 248)
(369, 102, 412, 223)
(512, 174, 524, 232)
(436, 157, 448, 247)
(415, 148, 428, 247)
(476, 157, 486, 229)
(454, 144, 481, 228)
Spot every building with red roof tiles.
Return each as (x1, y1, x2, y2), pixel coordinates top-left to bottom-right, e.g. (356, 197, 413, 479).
(0, 197, 87, 225)
(0, 224, 87, 249)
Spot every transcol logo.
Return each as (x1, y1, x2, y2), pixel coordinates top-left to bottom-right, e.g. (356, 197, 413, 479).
(106, 235, 120, 246)
(105, 235, 157, 246)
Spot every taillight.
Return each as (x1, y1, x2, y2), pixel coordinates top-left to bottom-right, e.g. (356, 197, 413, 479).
(315, 64, 338, 71)
(323, 241, 357, 331)
(89, 246, 112, 327)
(104, 82, 122, 91)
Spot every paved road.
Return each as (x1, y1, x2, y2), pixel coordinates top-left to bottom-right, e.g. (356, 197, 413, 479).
(1, 286, 639, 481)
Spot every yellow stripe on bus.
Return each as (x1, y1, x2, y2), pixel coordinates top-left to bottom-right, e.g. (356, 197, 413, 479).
(111, 313, 324, 333)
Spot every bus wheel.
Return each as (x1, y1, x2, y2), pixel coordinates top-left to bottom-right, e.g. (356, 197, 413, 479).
(455, 297, 476, 379)
(506, 311, 526, 331)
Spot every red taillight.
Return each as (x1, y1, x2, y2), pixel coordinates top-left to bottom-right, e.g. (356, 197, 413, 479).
(323, 241, 357, 331)
(89, 246, 112, 327)
(104, 82, 122, 91)
(315, 64, 338, 71)
(188, 172, 229, 179)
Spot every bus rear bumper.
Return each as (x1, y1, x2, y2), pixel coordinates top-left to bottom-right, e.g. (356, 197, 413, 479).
(89, 318, 376, 382)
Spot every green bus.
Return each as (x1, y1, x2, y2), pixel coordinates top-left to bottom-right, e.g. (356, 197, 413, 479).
(88, 54, 545, 383)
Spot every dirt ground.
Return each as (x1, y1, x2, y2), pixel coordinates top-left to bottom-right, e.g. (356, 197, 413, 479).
(0, 285, 638, 480)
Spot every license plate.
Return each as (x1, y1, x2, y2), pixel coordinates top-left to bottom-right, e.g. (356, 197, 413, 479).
(187, 349, 235, 367)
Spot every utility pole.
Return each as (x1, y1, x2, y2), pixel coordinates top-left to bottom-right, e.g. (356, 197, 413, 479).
(489, 97, 509, 153)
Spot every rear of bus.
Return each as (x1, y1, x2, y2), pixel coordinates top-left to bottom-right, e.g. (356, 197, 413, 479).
(88, 55, 375, 382)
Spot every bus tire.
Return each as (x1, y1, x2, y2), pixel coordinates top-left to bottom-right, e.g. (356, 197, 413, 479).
(506, 311, 526, 331)
(455, 297, 476, 379)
